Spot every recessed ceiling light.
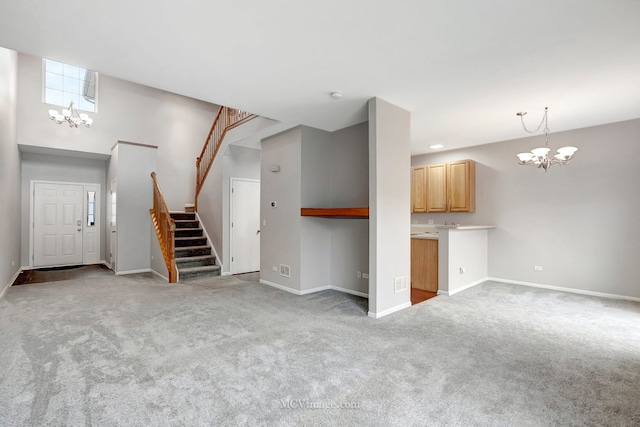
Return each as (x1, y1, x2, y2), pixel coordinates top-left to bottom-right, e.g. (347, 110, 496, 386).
(330, 91, 343, 100)
(430, 144, 444, 149)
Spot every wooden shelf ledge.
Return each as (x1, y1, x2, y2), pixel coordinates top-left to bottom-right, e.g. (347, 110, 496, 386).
(300, 207, 369, 218)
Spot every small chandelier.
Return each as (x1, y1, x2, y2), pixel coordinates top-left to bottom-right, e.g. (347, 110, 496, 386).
(48, 101, 93, 128)
(515, 107, 577, 171)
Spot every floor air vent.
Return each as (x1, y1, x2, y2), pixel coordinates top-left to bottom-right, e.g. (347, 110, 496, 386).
(279, 264, 291, 277)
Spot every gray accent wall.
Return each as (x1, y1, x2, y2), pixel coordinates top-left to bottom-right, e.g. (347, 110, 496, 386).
(260, 123, 369, 295)
(221, 145, 261, 274)
(411, 118, 640, 299)
(0, 47, 20, 296)
(260, 127, 303, 290)
(110, 142, 157, 274)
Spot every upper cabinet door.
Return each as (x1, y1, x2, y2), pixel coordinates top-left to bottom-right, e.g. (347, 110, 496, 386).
(411, 166, 427, 213)
(426, 163, 448, 212)
(448, 160, 476, 212)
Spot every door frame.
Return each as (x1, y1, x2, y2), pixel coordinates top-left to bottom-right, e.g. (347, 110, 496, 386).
(229, 177, 261, 275)
(29, 180, 102, 269)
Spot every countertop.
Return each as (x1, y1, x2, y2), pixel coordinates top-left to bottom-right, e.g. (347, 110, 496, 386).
(435, 225, 496, 230)
(410, 224, 496, 240)
(411, 233, 438, 240)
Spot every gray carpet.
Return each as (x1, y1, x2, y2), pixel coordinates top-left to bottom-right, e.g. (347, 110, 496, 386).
(1, 274, 639, 426)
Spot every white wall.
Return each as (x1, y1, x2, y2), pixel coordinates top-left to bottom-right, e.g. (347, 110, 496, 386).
(368, 98, 411, 317)
(16, 53, 218, 211)
(20, 152, 107, 266)
(0, 47, 20, 297)
(412, 118, 640, 299)
(438, 229, 488, 295)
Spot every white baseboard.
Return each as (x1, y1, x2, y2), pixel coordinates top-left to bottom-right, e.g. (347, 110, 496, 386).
(0, 267, 22, 301)
(447, 277, 489, 296)
(101, 260, 112, 270)
(115, 268, 151, 276)
(368, 301, 412, 319)
(259, 279, 369, 298)
(259, 279, 331, 295)
(329, 285, 368, 298)
(488, 277, 640, 303)
(221, 271, 232, 276)
(150, 269, 169, 282)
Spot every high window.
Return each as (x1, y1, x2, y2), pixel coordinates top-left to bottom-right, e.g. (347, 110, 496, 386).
(44, 59, 98, 112)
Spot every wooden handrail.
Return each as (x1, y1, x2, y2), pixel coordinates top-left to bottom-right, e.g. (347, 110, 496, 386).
(195, 107, 257, 210)
(150, 172, 177, 283)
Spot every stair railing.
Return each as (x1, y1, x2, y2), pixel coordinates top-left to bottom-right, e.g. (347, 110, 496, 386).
(195, 106, 256, 210)
(150, 172, 177, 283)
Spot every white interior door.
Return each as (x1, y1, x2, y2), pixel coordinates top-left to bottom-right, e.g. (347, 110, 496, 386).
(231, 179, 260, 274)
(33, 182, 84, 267)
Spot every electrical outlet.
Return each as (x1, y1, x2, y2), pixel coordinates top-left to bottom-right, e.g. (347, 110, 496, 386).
(428, 219, 434, 225)
(534, 266, 543, 271)
(11, 260, 15, 267)
(357, 271, 362, 279)
(362, 273, 369, 279)
(272, 266, 277, 272)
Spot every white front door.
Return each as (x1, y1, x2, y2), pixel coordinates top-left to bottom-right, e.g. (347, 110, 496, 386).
(33, 182, 84, 267)
(231, 179, 260, 274)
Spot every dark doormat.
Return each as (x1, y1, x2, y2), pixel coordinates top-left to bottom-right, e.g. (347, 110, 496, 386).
(12, 264, 113, 286)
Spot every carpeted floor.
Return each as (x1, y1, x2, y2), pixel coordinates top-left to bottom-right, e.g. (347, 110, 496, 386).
(0, 273, 639, 426)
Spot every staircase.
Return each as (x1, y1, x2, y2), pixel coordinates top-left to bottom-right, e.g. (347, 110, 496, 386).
(151, 106, 257, 284)
(171, 212, 221, 280)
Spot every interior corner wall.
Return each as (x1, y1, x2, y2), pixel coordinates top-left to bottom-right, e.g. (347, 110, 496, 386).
(0, 47, 20, 296)
(411, 118, 640, 299)
(16, 52, 218, 212)
(300, 127, 332, 291)
(368, 97, 412, 317)
(328, 122, 369, 295)
(20, 153, 108, 266)
(260, 127, 302, 292)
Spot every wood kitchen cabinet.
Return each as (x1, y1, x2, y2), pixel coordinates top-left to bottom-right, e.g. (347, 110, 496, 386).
(412, 159, 475, 213)
(426, 163, 448, 212)
(447, 159, 475, 212)
(411, 238, 438, 292)
(411, 166, 427, 213)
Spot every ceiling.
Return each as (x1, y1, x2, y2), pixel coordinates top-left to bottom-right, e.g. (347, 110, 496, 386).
(1, 0, 639, 155)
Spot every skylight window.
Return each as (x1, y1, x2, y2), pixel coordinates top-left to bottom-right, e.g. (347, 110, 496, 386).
(44, 59, 98, 113)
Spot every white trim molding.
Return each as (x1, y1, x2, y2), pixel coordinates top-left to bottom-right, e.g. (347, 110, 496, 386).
(115, 268, 151, 276)
(488, 277, 640, 303)
(0, 267, 22, 301)
(260, 279, 369, 298)
(368, 302, 412, 319)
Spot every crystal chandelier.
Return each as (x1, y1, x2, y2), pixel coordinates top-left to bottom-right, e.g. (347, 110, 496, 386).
(48, 101, 93, 128)
(515, 107, 577, 171)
